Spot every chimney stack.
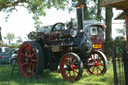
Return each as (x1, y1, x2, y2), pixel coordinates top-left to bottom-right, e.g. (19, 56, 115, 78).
(76, 4, 84, 32)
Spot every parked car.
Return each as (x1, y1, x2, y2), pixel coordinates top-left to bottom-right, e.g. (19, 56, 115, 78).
(0, 47, 10, 54)
(0, 47, 10, 64)
(9, 48, 19, 65)
(0, 48, 18, 64)
(0, 54, 4, 59)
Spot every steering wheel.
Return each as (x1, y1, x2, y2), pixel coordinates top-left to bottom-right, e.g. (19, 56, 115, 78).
(51, 22, 65, 32)
(51, 22, 77, 38)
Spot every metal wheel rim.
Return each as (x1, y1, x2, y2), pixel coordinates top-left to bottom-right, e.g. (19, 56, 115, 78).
(87, 52, 105, 75)
(18, 42, 37, 77)
(60, 55, 80, 81)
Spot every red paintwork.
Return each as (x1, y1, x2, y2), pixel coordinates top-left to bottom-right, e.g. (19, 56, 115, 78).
(60, 55, 79, 81)
(18, 42, 37, 77)
(90, 26, 104, 52)
(87, 52, 104, 75)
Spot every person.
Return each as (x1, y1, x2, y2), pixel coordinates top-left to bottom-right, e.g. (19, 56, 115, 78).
(67, 18, 73, 29)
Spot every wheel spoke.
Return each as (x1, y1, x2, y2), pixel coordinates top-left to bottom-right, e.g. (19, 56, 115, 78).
(71, 58, 73, 64)
(31, 52, 36, 58)
(97, 66, 102, 72)
(21, 53, 26, 57)
(73, 70, 76, 78)
(60, 53, 83, 81)
(29, 64, 34, 75)
(97, 66, 99, 74)
(30, 64, 35, 74)
(26, 45, 32, 55)
(73, 69, 79, 74)
(87, 51, 107, 75)
(97, 56, 100, 62)
(24, 64, 30, 73)
(31, 59, 37, 62)
(91, 54, 96, 62)
(71, 57, 75, 65)
(92, 66, 95, 73)
(21, 63, 28, 66)
(100, 59, 103, 62)
(31, 63, 35, 69)
(69, 71, 71, 78)
(99, 63, 104, 66)
(93, 54, 96, 61)
(64, 59, 70, 66)
(21, 52, 28, 58)
(18, 42, 40, 77)
(66, 71, 70, 77)
(74, 65, 78, 69)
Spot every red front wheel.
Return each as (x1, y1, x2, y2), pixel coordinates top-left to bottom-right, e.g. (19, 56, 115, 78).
(60, 52, 83, 81)
(18, 41, 45, 77)
(87, 51, 108, 75)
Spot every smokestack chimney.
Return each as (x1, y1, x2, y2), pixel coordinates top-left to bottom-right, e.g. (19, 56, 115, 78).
(76, 4, 84, 32)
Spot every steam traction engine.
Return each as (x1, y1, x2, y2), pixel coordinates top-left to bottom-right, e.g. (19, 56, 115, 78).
(18, 5, 108, 81)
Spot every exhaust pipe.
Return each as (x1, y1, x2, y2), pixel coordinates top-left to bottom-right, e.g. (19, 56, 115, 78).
(76, 4, 84, 32)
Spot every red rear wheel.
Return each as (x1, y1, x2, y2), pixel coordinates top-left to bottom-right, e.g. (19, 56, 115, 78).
(60, 52, 83, 81)
(87, 51, 107, 75)
(18, 41, 44, 77)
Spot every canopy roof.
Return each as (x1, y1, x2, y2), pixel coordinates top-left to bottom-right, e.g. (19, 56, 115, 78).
(115, 11, 125, 20)
(102, 0, 128, 9)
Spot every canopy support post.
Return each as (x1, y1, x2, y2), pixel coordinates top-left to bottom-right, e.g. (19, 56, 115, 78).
(125, 9, 128, 48)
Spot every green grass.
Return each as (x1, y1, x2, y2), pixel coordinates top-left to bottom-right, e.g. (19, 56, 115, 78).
(0, 63, 114, 85)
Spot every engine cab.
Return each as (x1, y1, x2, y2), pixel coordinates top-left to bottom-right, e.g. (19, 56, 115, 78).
(83, 20, 105, 52)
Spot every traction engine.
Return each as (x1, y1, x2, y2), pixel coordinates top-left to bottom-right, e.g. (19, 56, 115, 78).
(18, 4, 108, 81)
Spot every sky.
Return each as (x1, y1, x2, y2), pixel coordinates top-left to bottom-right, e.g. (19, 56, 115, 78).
(0, 7, 35, 41)
(112, 9, 125, 38)
(0, 7, 76, 43)
(0, 7, 125, 43)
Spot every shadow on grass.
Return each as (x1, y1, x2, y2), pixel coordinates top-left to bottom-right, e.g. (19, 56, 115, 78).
(0, 63, 114, 85)
(0, 65, 73, 85)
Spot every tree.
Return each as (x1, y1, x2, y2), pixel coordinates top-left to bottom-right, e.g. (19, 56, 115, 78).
(0, 0, 69, 30)
(4, 33, 15, 45)
(0, 0, 67, 14)
(77, 0, 89, 20)
(105, 7, 113, 42)
(116, 24, 126, 37)
(16, 36, 22, 44)
(77, 0, 103, 20)
(0, 0, 103, 21)
(96, 0, 102, 21)
(104, 7, 113, 57)
(0, 0, 105, 36)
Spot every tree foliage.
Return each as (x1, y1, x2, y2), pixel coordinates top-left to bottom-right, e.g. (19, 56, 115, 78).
(116, 24, 126, 37)
(0, 0, 69, 30)
(0, 0, 104, 20)
(0, 0, 108, 37)
(4, 33, 15, 45)
(16, 36, 22, 44)
(0, 0, 67, 15)
(0, 0, 105, 32)
(77, 0, 103, 20)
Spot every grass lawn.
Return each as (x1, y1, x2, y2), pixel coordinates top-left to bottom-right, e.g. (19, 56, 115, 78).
(0, 62, 114, 85)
